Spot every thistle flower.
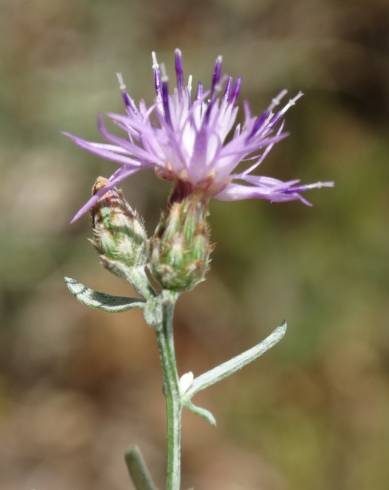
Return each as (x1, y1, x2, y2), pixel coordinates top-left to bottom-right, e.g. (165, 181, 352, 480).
(64, 49, 333, 222)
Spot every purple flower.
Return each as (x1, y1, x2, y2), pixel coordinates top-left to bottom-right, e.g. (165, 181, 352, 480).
(64, 49, 333, 222)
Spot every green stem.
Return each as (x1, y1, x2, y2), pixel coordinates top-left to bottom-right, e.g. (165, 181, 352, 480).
(155, 294, 182, 490)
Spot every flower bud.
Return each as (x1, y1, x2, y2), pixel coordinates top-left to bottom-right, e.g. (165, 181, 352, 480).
(150, 192, 212, 292)
(90, 177, 149, 288)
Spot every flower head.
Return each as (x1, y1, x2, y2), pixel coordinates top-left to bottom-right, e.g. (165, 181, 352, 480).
(64, 49, 333, 222)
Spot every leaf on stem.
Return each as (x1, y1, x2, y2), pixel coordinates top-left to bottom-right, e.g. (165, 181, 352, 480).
(184, 323, 287, 399)
(184, 401, 217, 427)
(64, 276, 145, 312)
(124, 445, 159, 490)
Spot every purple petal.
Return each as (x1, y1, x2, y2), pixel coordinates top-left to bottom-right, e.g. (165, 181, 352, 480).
(242, 121, 285, 174)
(70, 166, 141, 223)
(219, 132, 289, 162)
(175, 48, 184, 93)
(152, 51, 161, 95)
(196, 82, 204, 100)
(97, 114, 159, 165)
(214, 182, 301, 203)
(215, 179, 330, 205)
(240, 175, 301, 188)
(161, 79, 172, 127)
(223, 76, 232, 100)
(116, 73, 137, 113)
(63, 132, 140, 166)
(228, 77, 241, 104)
(246, 110, 270, 141)
(211, 55, 223, 94)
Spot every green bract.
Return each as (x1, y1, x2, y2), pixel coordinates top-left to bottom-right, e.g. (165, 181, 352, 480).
(90, 177, 152, 299)
(91, 177, 149, 275)
(150, 194, 212, 292)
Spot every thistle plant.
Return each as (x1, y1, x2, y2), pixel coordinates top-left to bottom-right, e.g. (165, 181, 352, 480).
(64, 49, 333, 490)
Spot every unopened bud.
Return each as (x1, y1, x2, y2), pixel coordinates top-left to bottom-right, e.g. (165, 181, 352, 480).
(90, 177, 149, 289)
(150, 192, 212, 292)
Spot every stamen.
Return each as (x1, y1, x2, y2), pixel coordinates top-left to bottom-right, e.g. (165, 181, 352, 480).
(151, 51, 159, 70)
(243, 121, 285, 174)
(160, 62, 168, 82)
(174, 48, 184, 92)
(278, 91, 303, 117)
(211, 55, 223, 94)
(160, 63, 172, 126)
(243, 100, 251, 122)
(285, 181, 335, 193)
(229, 77, 241, 104)
(116, 73, 137, 113)
(268, 89, 288, 112)
(203, 96, 216, 125)
(196, 82, 204, 100)
(151, 51, 161, 95)
(116, 72, 126, 91)
(270, 91, 303, 127)
(187, 74, 193, 93)
(246, 110, 270, 140)
(223, 76, 232, 100)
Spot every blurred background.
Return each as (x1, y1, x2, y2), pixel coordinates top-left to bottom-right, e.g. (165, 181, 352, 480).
(1, 0, 389, 489)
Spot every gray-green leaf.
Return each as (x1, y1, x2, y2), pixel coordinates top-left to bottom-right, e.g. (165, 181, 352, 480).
(124, 445, 159, 490)
(64, 277, 145, 312)
(184, 401, 217, 427)
(183, 323, 287, 400)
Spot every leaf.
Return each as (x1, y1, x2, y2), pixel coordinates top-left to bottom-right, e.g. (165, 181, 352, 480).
(124, 445, 159, 490)
(184, 401, 217, 427)
(183, 323, 287, 399)
(64, 277, 145, 312)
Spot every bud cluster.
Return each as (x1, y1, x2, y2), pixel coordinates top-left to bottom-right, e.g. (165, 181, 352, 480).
(89, 177, 212, 297)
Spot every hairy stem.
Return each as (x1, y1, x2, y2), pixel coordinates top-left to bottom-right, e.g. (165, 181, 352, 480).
(155, 295, 182, 490)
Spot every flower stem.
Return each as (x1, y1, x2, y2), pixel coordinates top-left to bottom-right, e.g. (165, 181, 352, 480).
(155, 294, 182, 490)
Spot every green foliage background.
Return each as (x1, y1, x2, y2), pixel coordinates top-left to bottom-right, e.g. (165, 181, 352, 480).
(1, 1, 389, 489)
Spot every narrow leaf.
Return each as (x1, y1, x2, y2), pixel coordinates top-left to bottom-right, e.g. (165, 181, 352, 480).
(184, 323, 287, 399)
(124, 445, 159, 490)
(65, 276, 145, 312)
(184, 401, 217, 427)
